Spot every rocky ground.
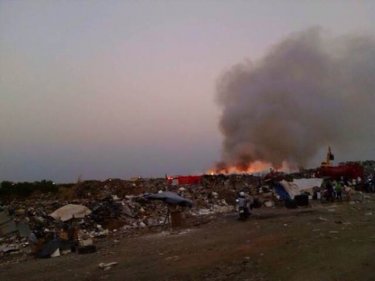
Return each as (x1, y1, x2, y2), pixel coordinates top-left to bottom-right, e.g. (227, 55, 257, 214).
(1, 195, 374, 281)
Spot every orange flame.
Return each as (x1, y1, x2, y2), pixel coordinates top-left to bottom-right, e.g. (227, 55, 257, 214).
(208, 161, 272, 175)
(207, 161, 294, 175)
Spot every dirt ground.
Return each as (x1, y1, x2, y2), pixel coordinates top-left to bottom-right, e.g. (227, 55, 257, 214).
(1, 196, 375, 281)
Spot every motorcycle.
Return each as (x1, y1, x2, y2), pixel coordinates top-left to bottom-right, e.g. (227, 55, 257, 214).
(238, 206, 250, 220)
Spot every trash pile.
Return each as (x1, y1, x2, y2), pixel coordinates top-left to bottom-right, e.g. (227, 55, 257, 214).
(1, 170, 373, 261)
(0, 178, 244, 260)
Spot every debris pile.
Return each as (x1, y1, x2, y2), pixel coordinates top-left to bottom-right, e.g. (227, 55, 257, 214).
(1, 169, 374, 261)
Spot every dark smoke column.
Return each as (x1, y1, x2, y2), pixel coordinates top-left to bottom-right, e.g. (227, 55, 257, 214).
(216, 28, 375, 171)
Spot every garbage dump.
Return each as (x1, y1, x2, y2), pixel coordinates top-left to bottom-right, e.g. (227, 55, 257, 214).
(1, 161, 374, 261)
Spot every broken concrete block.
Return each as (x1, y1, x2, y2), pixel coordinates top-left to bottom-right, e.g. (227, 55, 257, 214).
(79, 238, 93, 247)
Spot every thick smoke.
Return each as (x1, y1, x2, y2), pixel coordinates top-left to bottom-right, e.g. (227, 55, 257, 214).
(217, 28, 375, 171)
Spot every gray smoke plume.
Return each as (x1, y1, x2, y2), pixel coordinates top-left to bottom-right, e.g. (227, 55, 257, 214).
(217, 28, 375, 171)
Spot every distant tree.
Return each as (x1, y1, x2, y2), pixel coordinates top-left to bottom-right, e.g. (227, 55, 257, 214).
(0, 181, 13, 197)
(0, 180, 59, 199)
(35, 180, 58, 193)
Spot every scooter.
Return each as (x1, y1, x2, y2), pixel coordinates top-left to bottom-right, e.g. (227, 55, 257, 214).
(236, 197, 250, 220)
(238, 206, 250, 220)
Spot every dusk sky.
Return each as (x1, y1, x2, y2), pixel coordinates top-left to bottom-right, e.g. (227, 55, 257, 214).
(1, 1, 374, 182)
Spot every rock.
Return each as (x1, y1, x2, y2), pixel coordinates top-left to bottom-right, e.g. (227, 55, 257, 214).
(15, 209, 26, 216)
(165, 256, 180, 262)
(197, 209, 211, 216)
(264, 200, 275, 208)
(79, 238, 93, 247)
(122, 205, 134, 217)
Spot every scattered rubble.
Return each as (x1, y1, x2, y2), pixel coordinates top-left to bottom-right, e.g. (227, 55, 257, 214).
(1, 170, 374, 262)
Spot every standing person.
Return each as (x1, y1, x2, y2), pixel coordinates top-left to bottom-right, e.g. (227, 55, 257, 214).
(367, 174, 375, 193)
(237, 191, 250, 219)
(344, 185, 352, 201)
(365, 176, 371, 193)
(335, 181, 343, 201)
(326, 180, 334, 202)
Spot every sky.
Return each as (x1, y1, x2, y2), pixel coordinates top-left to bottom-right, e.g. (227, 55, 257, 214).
(1, 0, 374, 182)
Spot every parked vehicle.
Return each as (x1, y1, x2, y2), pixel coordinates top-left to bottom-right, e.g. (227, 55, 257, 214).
(236, 192, 250, 220)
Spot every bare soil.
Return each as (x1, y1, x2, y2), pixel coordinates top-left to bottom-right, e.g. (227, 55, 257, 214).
(1, 197, 375, 281)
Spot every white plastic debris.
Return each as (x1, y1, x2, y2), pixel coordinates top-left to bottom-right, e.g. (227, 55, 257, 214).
(98, 262, 118, 270)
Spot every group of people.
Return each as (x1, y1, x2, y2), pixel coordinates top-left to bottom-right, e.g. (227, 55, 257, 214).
(235, 174, 375, 218)
(321, 175, 375, 202)
(322, 180, 345, 202)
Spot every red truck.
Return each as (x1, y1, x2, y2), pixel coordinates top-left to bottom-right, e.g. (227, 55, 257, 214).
(316, 147, 364, 180)
(316, 163, 364, 180)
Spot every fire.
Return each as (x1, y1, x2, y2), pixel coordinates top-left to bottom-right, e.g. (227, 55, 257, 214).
(207, 160, 295, 175)
(208, 161, 272, 175)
